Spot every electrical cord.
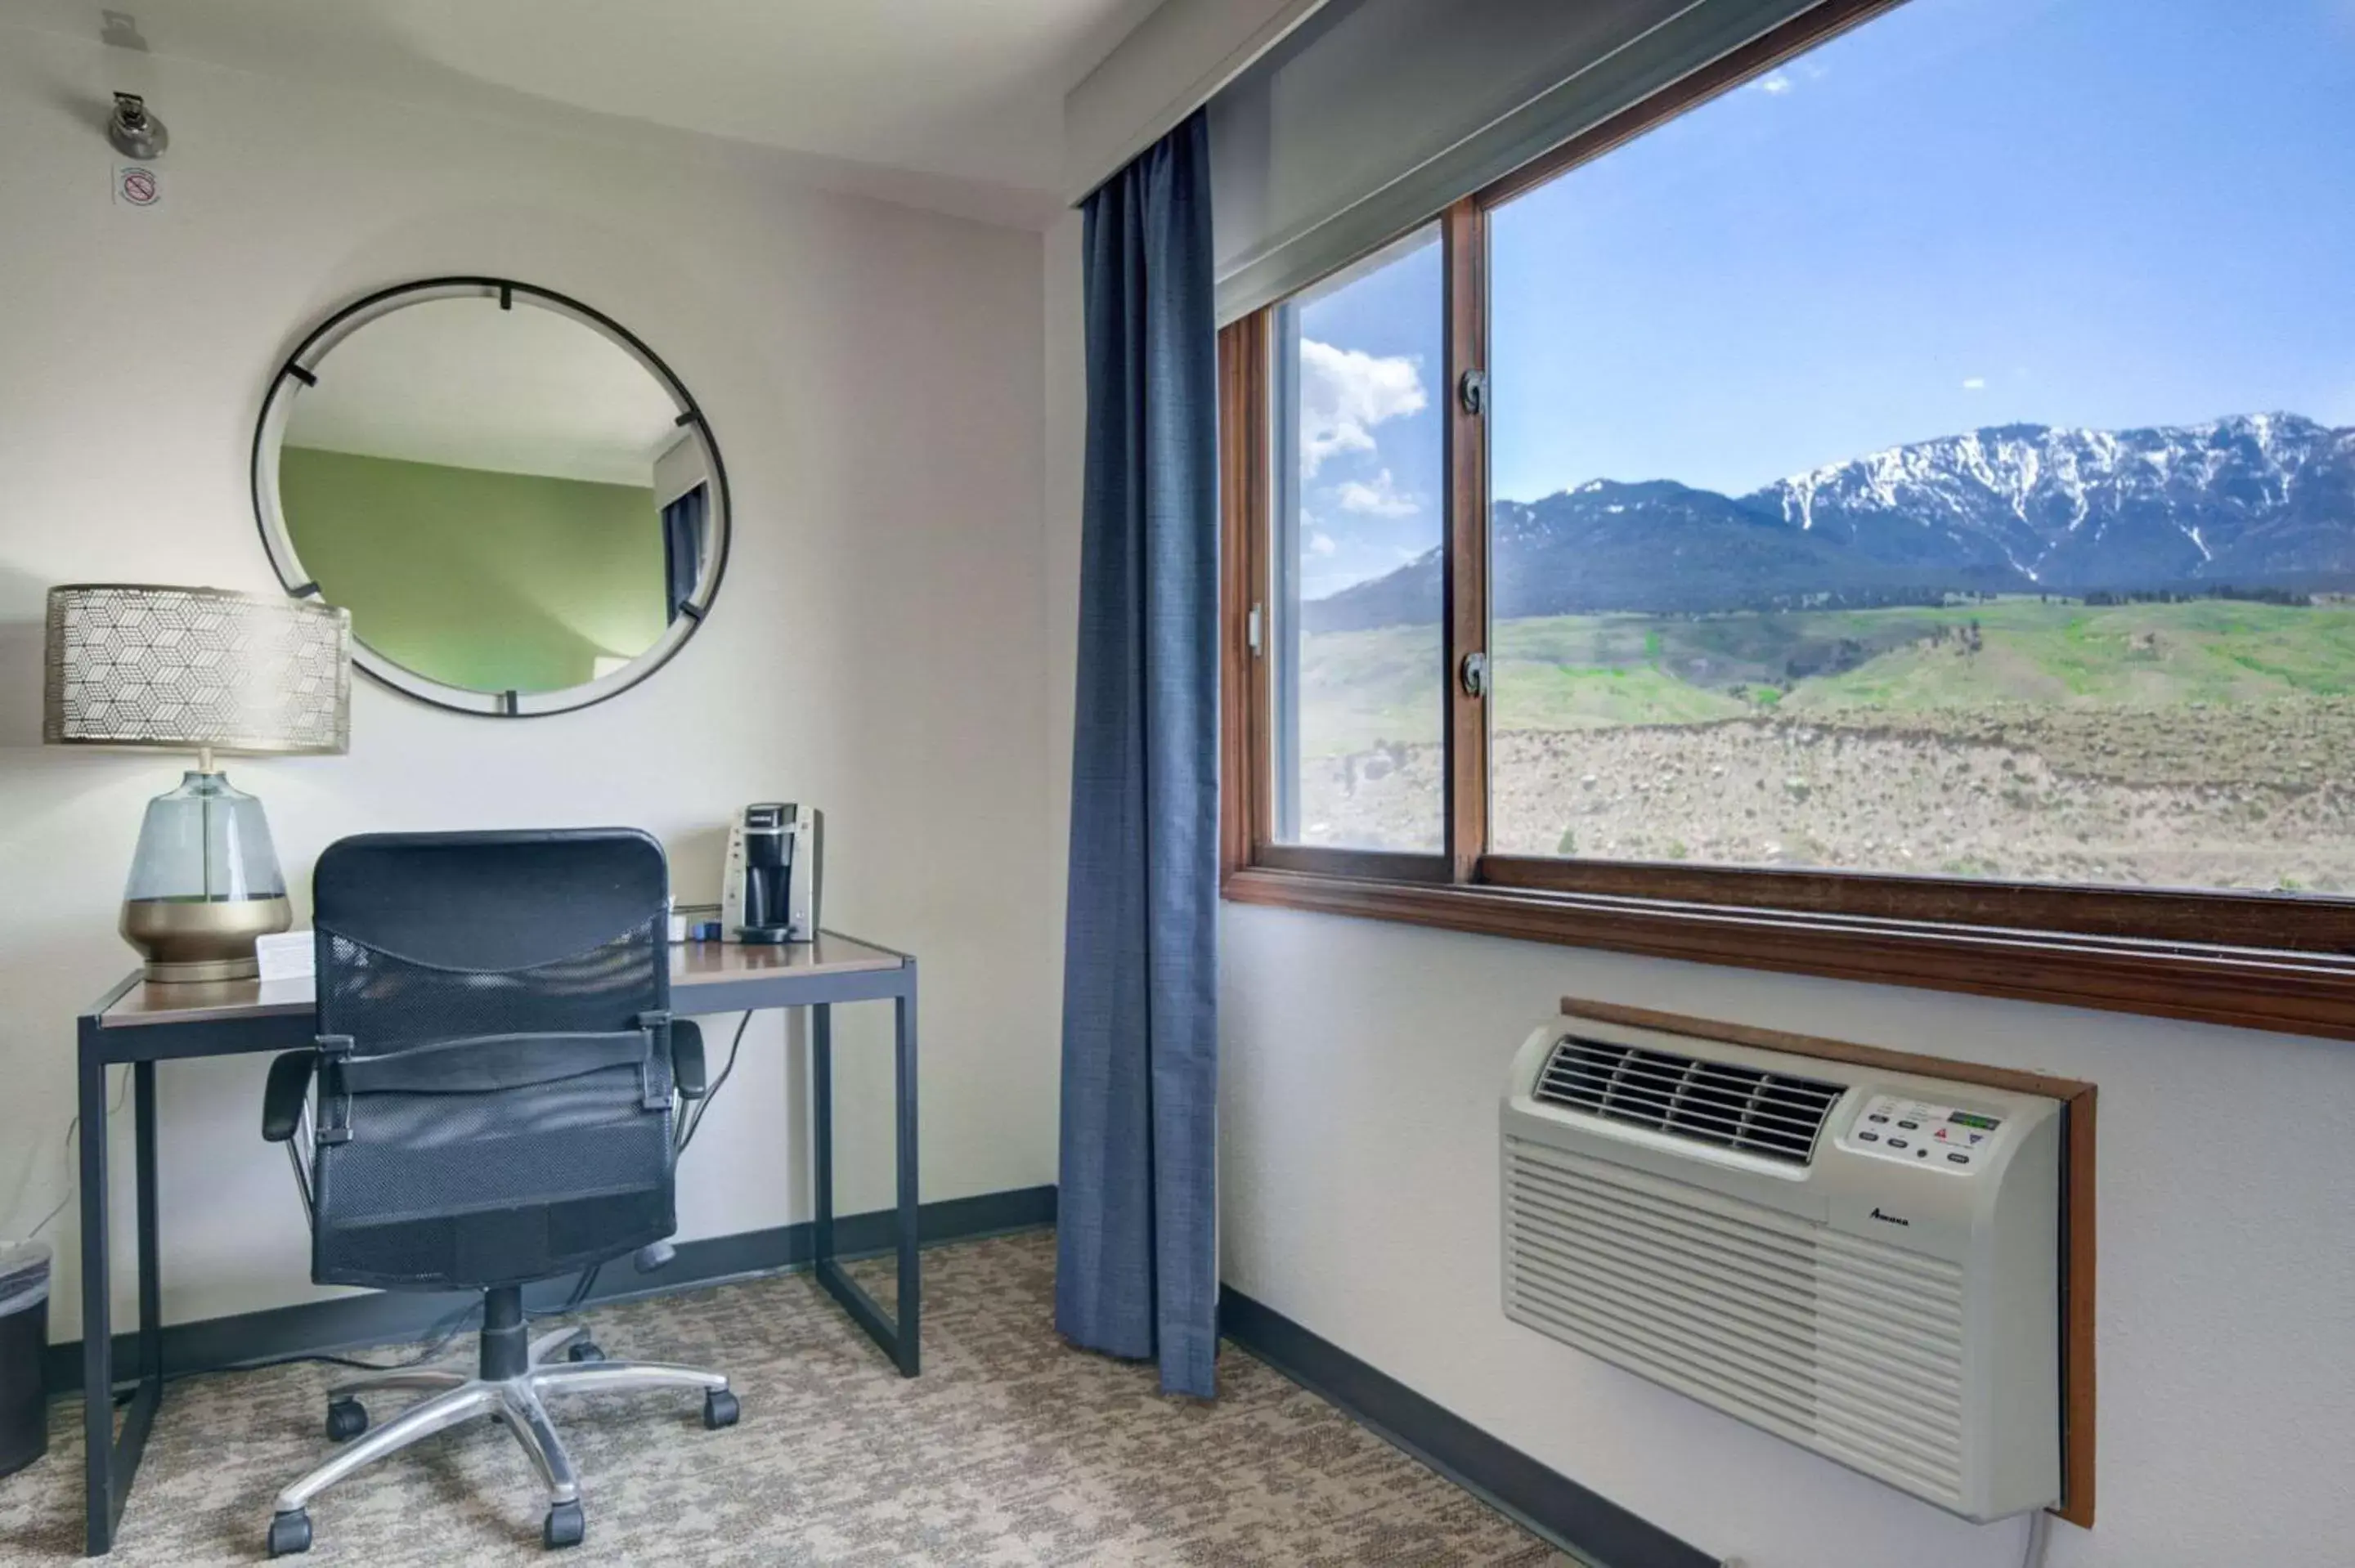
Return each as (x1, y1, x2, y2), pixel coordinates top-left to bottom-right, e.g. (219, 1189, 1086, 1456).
(2017, 1509, 2052, 1568)
(134, 1261, 612, 1400)
(133, 1293, 487, 1400)
(678, 1010, 751, 1152)
(24, 1192, 71, 1241)
(21, 1067, 132, 1239)
(550, 1262, 603, 1316)
(676, 1011, 751, 1155)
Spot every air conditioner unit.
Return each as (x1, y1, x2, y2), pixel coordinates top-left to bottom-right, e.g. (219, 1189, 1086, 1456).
(1502, 1016, 2061, 1522)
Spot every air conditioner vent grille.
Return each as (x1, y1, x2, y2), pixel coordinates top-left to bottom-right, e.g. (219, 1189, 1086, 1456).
(1503, 1137, 1969, 1506)
(1533, 1035, 1843, 1165)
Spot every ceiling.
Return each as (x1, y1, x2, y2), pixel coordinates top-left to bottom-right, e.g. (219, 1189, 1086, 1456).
(284, 298, 685, 486)
(0, 0, 1167, 222)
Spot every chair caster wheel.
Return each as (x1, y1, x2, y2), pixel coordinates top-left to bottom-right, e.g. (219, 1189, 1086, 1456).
(566, 1341, 605, 1364)
(325, 1397, 368, 1441)
(702, 1388, 739, 1430)
(267, 1508, 313, 1557)
(543, 1499, 585, 1549)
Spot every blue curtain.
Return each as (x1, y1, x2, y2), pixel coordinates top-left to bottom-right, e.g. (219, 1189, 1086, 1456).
(662, 484, 707, 622)
(1056, 110, 1220, 1400)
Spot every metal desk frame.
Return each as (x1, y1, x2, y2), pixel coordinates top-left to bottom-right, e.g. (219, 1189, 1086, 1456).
(72, 933, 918, 1557)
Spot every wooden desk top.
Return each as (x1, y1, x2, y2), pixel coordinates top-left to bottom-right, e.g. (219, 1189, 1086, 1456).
(96, 933, 908, 1028)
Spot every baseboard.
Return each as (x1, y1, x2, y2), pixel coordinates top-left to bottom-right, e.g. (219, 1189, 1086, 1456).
(1218, 1287, 1719, 1568)
(46, 1185, 1056, 1398)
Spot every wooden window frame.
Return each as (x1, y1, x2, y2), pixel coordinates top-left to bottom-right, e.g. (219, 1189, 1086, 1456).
(1218, 0, 2355, 1043)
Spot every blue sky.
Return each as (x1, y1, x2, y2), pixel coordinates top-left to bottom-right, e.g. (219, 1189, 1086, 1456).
(1290, 0, 2355, 598)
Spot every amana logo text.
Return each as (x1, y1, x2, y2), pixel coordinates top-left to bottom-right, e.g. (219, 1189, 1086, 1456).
(1868, 1207, 1910, 1227)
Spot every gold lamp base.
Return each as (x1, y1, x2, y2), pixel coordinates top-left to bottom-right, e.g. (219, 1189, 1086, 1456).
(121, 895, 293, 983)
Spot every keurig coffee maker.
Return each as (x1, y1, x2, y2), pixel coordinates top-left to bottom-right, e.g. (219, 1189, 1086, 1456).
(721, 803, 823, 943)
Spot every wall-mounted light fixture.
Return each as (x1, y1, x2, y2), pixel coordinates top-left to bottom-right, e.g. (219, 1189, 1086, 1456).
(107, 92, 167, 159)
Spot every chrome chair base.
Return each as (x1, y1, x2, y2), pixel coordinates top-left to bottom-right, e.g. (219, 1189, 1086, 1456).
(264, 1324, 736, 1556)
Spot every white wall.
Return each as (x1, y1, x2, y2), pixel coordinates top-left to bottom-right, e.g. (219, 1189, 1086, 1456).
(1217, 904, 2355, 1568)
(1040, 210, 1088, 1066)
(1030, 175, 2355, 1568)
(0, 27, 1061, 1335)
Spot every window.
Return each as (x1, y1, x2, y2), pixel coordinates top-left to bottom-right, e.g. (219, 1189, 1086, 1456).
(1271, 226, 1447, 853)
(1221, 0, 2355, 1041)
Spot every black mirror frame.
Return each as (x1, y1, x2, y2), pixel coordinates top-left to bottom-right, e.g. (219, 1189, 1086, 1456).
(251, 276, 731, 718)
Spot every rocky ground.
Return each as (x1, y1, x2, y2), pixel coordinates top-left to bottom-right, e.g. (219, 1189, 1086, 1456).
(1295, 700, 2355, 893)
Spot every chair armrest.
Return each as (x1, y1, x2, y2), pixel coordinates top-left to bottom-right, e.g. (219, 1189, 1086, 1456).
(262, 1050, 317, 1141)
(672, 1019, 706, 1100)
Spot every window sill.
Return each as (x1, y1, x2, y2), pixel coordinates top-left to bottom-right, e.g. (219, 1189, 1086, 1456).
(1222, 863, 2355, 1042)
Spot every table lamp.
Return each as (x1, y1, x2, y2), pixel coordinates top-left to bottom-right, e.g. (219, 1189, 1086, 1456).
(44, 585, 350, 983)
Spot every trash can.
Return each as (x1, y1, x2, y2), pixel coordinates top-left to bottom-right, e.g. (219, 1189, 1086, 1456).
(0, 1240, 51, 1478)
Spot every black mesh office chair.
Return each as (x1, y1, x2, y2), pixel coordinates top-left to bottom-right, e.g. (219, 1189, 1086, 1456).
(258, 830, 738, 1557)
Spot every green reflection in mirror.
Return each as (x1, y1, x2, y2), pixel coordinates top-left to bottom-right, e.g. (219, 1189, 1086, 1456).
(274, 293, 710, 700)
(279, 450, 666, 693)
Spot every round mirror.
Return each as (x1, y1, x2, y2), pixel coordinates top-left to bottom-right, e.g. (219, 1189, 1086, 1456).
(253, 279, 729, 715)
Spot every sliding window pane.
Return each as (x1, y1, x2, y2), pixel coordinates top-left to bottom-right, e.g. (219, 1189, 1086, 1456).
(1272, 226, 1446, 852)
(1483, 0, 2355, 892)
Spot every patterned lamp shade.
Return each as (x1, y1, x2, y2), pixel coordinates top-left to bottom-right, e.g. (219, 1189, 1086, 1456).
(44, 585, 351, 755)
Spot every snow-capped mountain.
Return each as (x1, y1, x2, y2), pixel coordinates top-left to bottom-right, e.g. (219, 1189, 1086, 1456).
(1757, 413, 2355, 589)
(1304, 413, 2355, 631)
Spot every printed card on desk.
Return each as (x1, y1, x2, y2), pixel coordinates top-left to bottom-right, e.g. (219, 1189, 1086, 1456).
(255, 929, 315, 983)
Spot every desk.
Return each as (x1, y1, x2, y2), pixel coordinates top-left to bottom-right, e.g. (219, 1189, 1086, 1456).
(72, 933, 919, 1557)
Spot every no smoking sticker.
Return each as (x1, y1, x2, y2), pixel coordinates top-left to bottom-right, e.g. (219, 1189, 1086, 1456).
(114, 164, 160, 207)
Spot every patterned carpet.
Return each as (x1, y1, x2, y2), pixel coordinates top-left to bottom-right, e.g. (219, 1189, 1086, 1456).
(0, 1233, 1565, 1565)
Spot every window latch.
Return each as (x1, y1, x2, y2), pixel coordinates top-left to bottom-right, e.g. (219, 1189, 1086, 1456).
(1247, 602, 1264, 657)
(1460, 649, 1488, 697)
(1459, 368, 1488, 416)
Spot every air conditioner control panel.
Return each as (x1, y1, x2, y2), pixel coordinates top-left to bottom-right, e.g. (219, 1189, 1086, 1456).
(1839, 1092, 2003, 1173)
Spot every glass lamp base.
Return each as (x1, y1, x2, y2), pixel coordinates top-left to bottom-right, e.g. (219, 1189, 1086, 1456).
(119, 767, 294, 983)
(121, 894, 292, 982)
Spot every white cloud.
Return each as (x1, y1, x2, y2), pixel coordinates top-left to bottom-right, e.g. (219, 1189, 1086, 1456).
(1961, 376, 1987, 391)
(1754, 72, 1793, 95)
(1333, 467, 1418, 517)
(1298, 338, 1426, 476)
(1307, 530, 1338, 558)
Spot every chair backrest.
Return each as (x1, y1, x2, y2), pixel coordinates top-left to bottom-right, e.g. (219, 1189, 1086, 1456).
(307, 830, 680, 1292)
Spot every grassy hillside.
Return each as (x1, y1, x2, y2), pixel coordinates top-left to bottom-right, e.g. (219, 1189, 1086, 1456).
(1296, 598, 2355, 759)
(1292, 598, 2355, 889)
(1787, 598, 2355, 711)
